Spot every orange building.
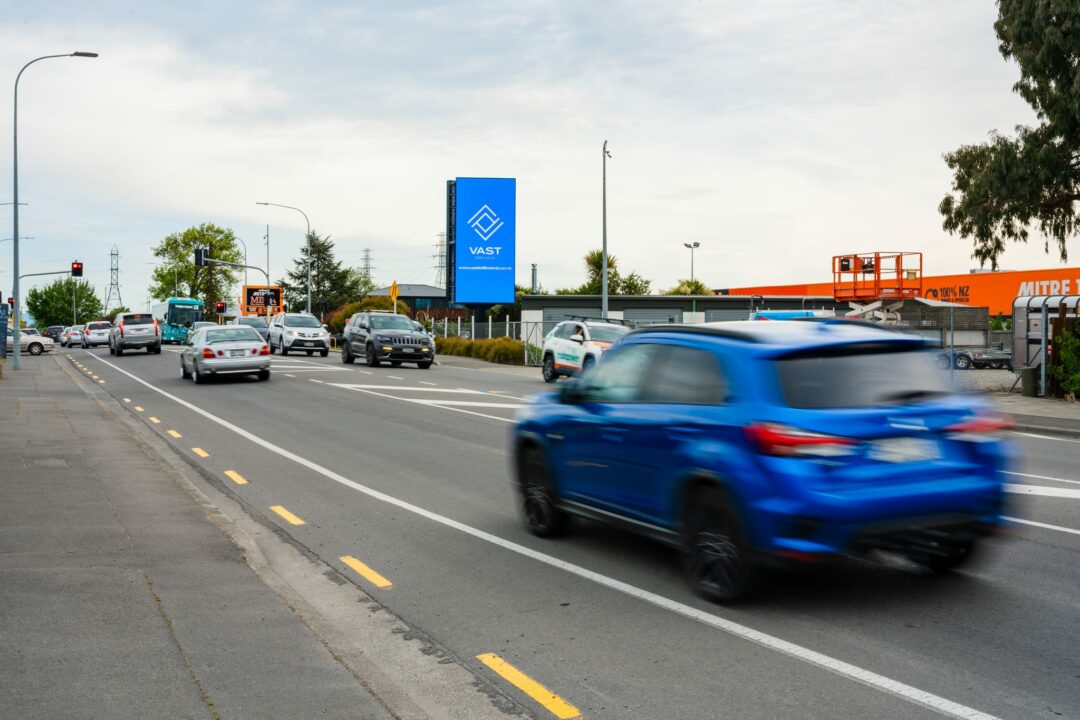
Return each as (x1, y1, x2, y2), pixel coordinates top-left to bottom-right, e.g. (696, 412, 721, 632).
(724, 266, 1080, 316)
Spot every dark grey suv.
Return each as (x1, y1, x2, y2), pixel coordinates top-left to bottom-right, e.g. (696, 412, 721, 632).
(341, 311, 434, 368)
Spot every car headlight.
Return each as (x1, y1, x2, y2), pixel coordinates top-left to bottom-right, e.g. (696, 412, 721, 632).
(377, 335, 391, 342)
(285, 330, 295, 336)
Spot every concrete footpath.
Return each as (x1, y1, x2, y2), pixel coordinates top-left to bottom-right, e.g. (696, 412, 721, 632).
(990, 392, 1080, 438)
(0, 356, 520, 720)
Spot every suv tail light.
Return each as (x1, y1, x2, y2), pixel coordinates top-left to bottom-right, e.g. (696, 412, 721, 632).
(944, 413, 1013, 442)
(153, 318, 160, 336)
(117, 322, 124, 338)
(201, 348, 215, 359)
(745, 422, 856, 458)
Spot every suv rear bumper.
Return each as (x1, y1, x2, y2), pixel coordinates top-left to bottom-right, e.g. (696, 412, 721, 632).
(117, 335, 160, 348)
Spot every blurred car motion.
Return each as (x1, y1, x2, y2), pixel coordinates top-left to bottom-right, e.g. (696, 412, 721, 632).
(513, 319, 1015, 602)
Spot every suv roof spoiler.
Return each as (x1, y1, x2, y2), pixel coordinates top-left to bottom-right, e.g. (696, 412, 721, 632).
(567, 315, 630, 325)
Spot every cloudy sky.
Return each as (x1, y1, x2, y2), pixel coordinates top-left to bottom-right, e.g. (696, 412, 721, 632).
(0, 0, 1064, 309)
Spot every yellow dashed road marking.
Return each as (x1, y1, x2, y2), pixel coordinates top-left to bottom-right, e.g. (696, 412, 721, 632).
(123, 398, 131, 403)
(167, 430, 182, 438)
(475, 653, 581, 719)
(148, 416, 161, 424)
(224, 470, 248, 485)
(134, 406, 144, 412)
(270, 505, 305, 525)
(192, 447, 209, 458)
(340, 555, 393, 589)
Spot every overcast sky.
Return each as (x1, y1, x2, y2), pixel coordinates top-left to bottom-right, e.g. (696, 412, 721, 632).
(0, 0, 1065, 310)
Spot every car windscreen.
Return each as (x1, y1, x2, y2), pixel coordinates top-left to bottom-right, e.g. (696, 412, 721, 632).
(588, 325, 630, 343)
(86, 322, 111, 331)
(284, 315, 320, 328)
(237, 317, 267, 327)
(204, 327, 261, 343)
(776, 343, 949, 409)
(124, 314, 155, 326)
(167, 306, 200, 326)
(370, 315, 417, 331)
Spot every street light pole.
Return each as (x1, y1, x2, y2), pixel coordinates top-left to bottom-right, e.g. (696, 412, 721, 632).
(11, 51, 97, 370)
(235, 236, 248, 287)
(683, 242, 700, 283)
(257, 202, 311, 313)
(602, 140, 611, 320)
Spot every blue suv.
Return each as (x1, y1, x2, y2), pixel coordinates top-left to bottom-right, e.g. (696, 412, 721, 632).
(512, 320, 1014, 601)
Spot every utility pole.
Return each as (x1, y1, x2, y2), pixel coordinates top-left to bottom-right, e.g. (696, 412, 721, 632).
(433, 233, 446, 289)
(104, 245, 122, 311)
(531, 263, 538, 294)
(361, 248, 374, 287)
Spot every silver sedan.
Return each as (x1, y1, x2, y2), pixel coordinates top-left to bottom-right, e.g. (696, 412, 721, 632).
(180, 326, 271, 384)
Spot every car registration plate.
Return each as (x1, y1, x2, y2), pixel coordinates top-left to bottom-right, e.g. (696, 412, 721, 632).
(229, 350, 245, 357)
(869, 437, 939, 463)
(403, 347, 414, 353)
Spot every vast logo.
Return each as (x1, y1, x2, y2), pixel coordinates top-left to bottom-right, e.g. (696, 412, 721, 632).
(467, 204, 504, 241)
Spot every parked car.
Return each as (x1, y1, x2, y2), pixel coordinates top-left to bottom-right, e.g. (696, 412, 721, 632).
(22, 327, 40, 336)
(935, 348, 1011, 370)
(267, 312, 330, 357)
(67, 325, 85, 347)
(540, 318, 630, 382)
(81, 320, 113, 348)
(43, 325, 65, 342)
(341, 311, 433, 368)
(230, 315, 269, 341)
(60, 327, 72, 347)
(108, 312, 162, 355)
(180, 325, 270, 383)
(513, 320, 1014, 602)
(5, 331, 54, 356)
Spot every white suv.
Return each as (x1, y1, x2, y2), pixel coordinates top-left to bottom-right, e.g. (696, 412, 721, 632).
(267, 312, 330, 356)
(540, 318, 630, 382)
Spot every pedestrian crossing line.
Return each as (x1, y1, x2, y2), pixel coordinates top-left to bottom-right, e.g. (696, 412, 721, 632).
(270, 505, 305, 526)
(340, 555, 393, 589)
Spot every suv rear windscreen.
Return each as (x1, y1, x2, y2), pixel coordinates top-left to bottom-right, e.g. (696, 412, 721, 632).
(86, 322, 111, 331)
(123, 314, 154, 326)
(777, 343, 949, 409)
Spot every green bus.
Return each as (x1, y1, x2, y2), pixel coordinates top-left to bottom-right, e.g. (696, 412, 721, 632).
(151, 297, 204, 344)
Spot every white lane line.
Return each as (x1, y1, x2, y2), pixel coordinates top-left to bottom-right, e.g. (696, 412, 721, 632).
(1010, 431, 1080, 444)
(267, 367, 347, 372)
(273, 356, 331, 367)
(163, 347, 183, 354)
(84, 350, 1002, 720)
(309, 379, 325, 384)
(419, 381, 437, 386)
(1005, 516, 1080, 537)
(1004, 470, 1080, 487)
(406, 399, 522, 409)
(329, 384, 484, 394)
(387, 375, 405, 380)
(1005, 483, 1080, 499)
(285, 374, 296, 378)
(358, 369, 373, 375)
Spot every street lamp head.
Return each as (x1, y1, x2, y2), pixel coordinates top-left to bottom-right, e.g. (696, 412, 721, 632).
(255, 202, 269, 206)
(71, 51, 98, 58)
(684, 242, 700, 250)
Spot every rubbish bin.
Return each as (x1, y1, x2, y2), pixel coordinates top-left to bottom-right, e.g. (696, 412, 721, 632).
(1020, 366, 1038, 397)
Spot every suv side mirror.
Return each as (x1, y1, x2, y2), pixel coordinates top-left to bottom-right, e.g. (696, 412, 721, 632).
(569, 333, 584, 344)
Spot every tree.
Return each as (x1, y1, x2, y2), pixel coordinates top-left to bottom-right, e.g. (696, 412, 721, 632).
(664, 278, 711, 295)
(939, 1, 1080, 269)
(150, 224, 242, 315)
(25, 278, 103, 328)
(106, 306, 131, 323)
(557, 250, 653, 295)
(278, 231, 365, 317)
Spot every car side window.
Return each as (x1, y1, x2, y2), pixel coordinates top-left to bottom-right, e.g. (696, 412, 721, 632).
(581, 344, 656, 403)
(553, 323, 570, 340)
(644, 346, 728, 405)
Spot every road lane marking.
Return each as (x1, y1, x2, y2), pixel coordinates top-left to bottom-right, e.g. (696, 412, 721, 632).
(309, 379, 325, 384)
(387, 375, 404, 380)
(148, 416, 161, 424)
(224, 470, 248, 485)
(134, 406, 144, 412)
(167, 430, 182, 438)
(1005, 483, 1080, 499)
(1006, 516, 1080, 536)
(330, 384, 485, 394)
(340, 555, 393, 589)
(98, 380, 106, 384)
(476, 653, 580, 719)
(358, 370, 373, 375)
(406, 400, 522, 408)
(270, 505, 305, 525)
(1010, 430, 1080, 444)
(285, 374, 296, 377)
(192, 447, 209, 458)
(84, 351, 1001, 720)
(420, 381, 437, 386)
(1004, 470, 1080, 487)
(123, 398, 131, 403)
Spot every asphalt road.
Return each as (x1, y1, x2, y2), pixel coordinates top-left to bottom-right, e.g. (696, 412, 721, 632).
(62, 345, 1080, 720)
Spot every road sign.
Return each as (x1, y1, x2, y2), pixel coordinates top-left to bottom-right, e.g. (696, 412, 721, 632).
(390, 281, 399, 311)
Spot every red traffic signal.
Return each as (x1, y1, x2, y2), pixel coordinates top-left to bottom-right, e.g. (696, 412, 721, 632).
(71, 261, 84, 277)
(7, 297, 13, 307)
(214, 301, 226, 313)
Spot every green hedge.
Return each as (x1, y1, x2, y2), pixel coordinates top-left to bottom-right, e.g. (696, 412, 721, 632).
(1050, 326, 1080, 399)
(437, 336, 523, 365)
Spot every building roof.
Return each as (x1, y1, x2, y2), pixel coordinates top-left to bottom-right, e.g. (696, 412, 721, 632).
(369, 284, 446, 298)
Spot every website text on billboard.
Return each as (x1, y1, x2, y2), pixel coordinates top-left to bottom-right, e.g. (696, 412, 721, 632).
(452, 177, 516, 304)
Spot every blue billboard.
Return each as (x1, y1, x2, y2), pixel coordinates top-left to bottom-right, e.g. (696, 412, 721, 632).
(453, 177, 516, 304)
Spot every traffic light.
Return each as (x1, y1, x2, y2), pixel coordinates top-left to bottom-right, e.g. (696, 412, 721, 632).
(194, 248, 206, 266)
(71, 261, 83, 277)
(7, 297, 13, 309)
(214, 301, 226, 314)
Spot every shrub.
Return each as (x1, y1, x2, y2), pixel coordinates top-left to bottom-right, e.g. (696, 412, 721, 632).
(434, 336, 524, 365)
(1050, 325, 1080, 398)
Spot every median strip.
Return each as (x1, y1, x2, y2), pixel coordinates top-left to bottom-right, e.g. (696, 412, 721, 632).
(475, 653, 581, 719)
(340, 555, 393, 589)
(192, 447, 209, 458)
(270, 505, 305, 525)
(224, 470, 248, 485)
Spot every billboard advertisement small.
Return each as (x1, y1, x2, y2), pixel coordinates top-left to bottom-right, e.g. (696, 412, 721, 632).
(242, 285, 283, 316)
(453, 177, 516, 304)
